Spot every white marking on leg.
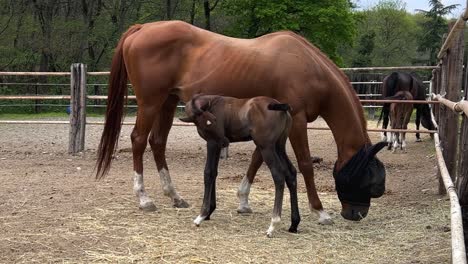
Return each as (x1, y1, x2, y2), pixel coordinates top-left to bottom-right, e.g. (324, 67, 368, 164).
(237, 176, 252, 213)
(133, 172, 155, 209)
(387, 133, 393, 144)
(159, 168, 181, 200)
(266, 216, 281, 237)
(311, 207, 333, 225)
(194, 215, 206, 226)
(402, 136, 407, 152)
(220, 147, 229, 159)
(381, 132, 387, 142)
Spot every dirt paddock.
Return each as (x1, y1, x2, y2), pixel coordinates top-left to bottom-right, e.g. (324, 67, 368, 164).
(0, 117, 450, 263)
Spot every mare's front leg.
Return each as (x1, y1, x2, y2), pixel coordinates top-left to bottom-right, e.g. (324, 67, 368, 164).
(194, 141, 221, 226)
(415, 106, 422, 142)
(289, 114, 332, 225)
(149, 95, 189, 208)
(237, 147, 263, 214)
(260, 145, 285, 237)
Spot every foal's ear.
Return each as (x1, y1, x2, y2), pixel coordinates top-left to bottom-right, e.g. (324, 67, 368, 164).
(367, 141, 387, 158)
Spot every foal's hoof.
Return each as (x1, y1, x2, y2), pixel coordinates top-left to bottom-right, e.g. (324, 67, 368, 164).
(416, 138, 422, 142)
(237, 206, 253, 214)
(173, 198, 190, 208)
(139, 202, 158, 212)
(288, 226, 298, 233)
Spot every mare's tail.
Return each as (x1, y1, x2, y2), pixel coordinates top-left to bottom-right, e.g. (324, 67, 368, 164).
(268, 103, 291, 112)
(95, 25, 143, 180)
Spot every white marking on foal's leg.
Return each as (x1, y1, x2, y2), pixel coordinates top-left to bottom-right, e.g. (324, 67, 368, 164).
(220, 147, 229, 159)
(266, 216, 281, 238)
(159, 168, 189, 208)
(381, 132, 387, 142)
(311, 207, 333, 225)
(392, 140, 399, 153)
(402, 135, 407, 152)
(237, 176, 253, 214)
(133, 172, 157, 211)
(193, 215, 206, 226)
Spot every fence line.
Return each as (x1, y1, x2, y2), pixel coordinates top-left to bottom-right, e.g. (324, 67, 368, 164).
(431, 110, 467, 264)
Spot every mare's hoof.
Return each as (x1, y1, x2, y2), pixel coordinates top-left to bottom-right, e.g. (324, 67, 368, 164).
(318, 217, 333, 225)
(416, 138, 422, 142)
(288, 226, 298, 233)
(173, 198, 190, 208)
(139, 202, 157, 212)
(237, 207, 253, 214)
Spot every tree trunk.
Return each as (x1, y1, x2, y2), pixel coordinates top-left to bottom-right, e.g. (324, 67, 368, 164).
(203, 0, 210, 30)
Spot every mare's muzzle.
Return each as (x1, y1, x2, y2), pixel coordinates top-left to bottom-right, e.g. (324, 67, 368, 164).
(334, 143, 386, 221)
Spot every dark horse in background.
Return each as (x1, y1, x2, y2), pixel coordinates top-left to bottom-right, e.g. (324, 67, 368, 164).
(95, 21, 387, 223)
(379, 72, 436, 143)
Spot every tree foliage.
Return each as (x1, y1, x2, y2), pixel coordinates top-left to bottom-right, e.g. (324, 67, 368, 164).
(222, 0, 357, 64)
(0, 0, 456, 72)
(416, 0, 459, 65)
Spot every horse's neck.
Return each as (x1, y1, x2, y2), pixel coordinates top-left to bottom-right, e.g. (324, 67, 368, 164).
(321, 87, 370, 170)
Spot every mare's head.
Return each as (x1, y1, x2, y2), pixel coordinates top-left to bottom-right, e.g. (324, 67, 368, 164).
(179, 94, 229, 148)
(334, 141, 387, 221)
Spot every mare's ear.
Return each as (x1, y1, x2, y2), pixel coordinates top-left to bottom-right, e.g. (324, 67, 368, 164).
(367, 141, 387, 158)
(179, 116, 195, 123)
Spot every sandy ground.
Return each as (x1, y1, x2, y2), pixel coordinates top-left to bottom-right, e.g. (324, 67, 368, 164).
(0, 117, 450, 263)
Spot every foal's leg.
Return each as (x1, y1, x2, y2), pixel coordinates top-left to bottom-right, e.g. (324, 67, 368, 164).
(289, 114, 332, 225)
(194, 141, 221, 226)
(237, 147, 263, 214)
(132, 104, 160, 211)
(149, 95, 189, 208)
(401, 132, 407, 152)
(277, 137, 300, 233)
(260, 145, 286, 237)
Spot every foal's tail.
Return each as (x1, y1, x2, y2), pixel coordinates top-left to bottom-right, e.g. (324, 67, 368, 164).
(268, 103, 291, 112)
(95, 25, 143, 180)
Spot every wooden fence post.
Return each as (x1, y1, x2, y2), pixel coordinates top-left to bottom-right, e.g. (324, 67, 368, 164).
(438, 24, 464, 194)
(69, 63, 87, 154)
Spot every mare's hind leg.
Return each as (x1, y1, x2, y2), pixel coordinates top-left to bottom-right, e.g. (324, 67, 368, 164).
(415, 106, 422, 142)
(289, 114, 332, 225)
(149, 95, 189, 208)
(132, 105, 161, 211)
(237, 147, 263, 214)
(381, 104, 390, 144)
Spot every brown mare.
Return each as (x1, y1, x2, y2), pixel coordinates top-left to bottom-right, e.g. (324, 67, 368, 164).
(179, 94, 299, 237)
(96, 20, 387, 223)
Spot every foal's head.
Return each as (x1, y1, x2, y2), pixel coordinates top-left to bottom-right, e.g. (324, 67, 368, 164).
(179, 94, 229, 148)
